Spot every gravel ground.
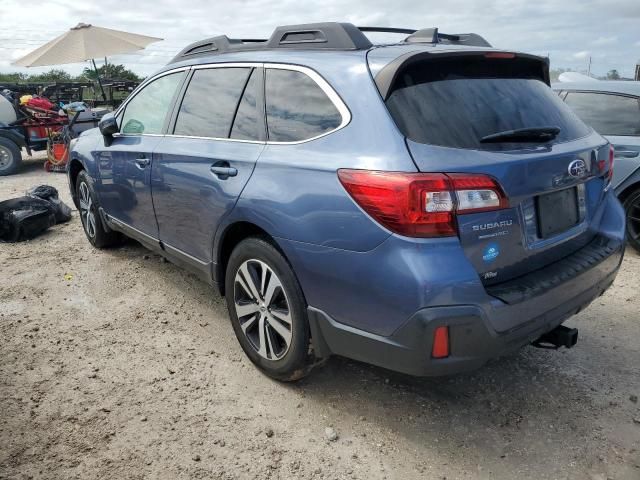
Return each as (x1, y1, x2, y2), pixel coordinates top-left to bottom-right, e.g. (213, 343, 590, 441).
(1, 154, 639, 480)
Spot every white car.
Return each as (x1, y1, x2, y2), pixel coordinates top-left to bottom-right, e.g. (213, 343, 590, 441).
(554, 80, 640, 251)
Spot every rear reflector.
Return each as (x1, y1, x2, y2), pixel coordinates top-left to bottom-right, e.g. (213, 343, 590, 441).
(337, 170, 507, 237)
(432, 326, 450, 359)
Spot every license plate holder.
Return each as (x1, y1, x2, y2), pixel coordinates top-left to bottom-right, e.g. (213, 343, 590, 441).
(536, 187, 579, 239)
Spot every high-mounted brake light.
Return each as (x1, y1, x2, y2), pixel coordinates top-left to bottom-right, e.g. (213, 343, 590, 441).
(484, 52, 516, 59)
(337, 170, 508, 238)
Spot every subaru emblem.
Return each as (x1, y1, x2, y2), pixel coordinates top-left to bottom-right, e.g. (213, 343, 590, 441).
(568, 159, 587, 178)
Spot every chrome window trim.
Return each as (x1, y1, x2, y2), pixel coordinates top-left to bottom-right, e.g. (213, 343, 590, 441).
(113, 62, 351, 145)
(113, 133, 166, 138)
(191, 62, 263, 70)
(164, 134, 265, 144)
(114, 66, 191, 119)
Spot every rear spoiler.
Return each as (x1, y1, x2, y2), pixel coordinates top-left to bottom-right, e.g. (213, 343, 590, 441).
(374, 50, 551, 101)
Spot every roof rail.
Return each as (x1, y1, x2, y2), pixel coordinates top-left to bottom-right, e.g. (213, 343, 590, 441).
(169, 22, 491, 63)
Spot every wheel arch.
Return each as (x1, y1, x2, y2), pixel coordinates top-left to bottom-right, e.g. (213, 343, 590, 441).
(215, 221, 287, 296)
(0, 132, 24, 175)
(616, 173, 640, 205)
(0, 129, 28, 152)
(67, 158, 86, 209)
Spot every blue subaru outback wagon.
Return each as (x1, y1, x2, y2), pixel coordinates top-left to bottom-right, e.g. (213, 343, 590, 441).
(68, 23, 625, 380)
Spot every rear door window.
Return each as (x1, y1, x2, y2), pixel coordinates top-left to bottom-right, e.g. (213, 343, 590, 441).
(564, 92, 640, 136)
(120, 72, 184, 135)
(385, 56, 591, 151)
(174, 67, 252, 138)
(265, 69, 342, 142)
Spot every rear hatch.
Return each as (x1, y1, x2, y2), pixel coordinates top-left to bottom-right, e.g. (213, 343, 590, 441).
(373, 50, 612, 285)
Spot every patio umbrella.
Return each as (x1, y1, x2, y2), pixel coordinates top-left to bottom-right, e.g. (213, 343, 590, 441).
(13, 23, 162, 101)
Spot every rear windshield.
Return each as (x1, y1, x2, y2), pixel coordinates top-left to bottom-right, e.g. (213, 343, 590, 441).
(385, 56, 591, 151)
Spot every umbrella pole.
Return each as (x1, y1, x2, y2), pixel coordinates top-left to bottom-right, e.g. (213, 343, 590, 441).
(92, 58, 107, 103)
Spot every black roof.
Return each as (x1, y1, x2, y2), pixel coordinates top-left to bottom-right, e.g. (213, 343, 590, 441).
(169, 22, 491, 64)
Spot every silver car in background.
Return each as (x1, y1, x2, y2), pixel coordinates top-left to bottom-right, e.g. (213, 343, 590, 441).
(554, 81, 640, 251)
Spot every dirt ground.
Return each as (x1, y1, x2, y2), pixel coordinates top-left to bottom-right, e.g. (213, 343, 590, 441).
(1, 154, 639, 480)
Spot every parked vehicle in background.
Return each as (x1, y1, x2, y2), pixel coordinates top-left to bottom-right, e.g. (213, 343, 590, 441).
(67, 23, 625, 381)
(0, 90, 109, 176)
(554, 81, 640, 251)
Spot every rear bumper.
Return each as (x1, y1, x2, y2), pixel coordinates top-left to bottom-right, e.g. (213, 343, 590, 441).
(308, 237, 624, 376)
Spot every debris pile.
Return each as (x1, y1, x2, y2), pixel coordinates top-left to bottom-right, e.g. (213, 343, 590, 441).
(0, 185, 72, 242)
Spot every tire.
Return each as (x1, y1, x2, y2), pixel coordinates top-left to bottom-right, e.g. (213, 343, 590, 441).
(76, 170, 121, 248)
(623, 188, 640, 253)
(0, 137, 22, 176)
(225, 237, 313, 381)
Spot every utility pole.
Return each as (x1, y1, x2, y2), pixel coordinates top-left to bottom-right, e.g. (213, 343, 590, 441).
(587, 56, 592, 77)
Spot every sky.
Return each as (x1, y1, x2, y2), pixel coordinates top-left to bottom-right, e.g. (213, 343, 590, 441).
(0, 0, 638, 78)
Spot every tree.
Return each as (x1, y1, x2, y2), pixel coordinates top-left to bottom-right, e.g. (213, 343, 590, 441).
(0, 72, 29, 83)
(80, 63, 141, 82)
(27, 69, 72, 82)
(606, 69, 620, 80)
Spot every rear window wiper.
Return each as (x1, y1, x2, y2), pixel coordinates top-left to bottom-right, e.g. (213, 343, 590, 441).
(479, 126, 561, 144)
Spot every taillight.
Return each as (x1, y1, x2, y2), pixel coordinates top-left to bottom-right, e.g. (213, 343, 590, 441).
(449, 173, 508, 213)
(599, 144, 615, 189)
(337, 170, 507, 238)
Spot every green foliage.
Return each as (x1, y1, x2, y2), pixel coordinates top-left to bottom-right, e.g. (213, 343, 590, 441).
(80, 64, 141, 82)
(0, 63, 141, 84)
(0, 71, 29, 82)
(27, 69, 72, 82)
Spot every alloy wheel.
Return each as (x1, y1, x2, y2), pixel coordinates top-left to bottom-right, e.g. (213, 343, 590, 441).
(233, 259, 293, 360)
(78, 182, 97, 238)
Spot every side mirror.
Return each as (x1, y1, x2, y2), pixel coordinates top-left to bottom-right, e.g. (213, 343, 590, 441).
(99, 115, 119, 137)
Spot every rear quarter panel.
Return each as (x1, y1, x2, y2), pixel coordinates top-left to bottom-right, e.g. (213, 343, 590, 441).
(226, 52, 417, 252)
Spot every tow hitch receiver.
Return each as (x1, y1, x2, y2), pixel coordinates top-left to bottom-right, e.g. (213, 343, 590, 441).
(532, 325, 578, 350)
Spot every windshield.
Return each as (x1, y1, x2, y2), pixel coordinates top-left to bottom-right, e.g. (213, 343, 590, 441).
(385, 56, 591, 151)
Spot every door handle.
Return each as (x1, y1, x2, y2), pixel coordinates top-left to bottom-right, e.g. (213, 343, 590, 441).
(135, 157, 150, 168)
(615, 150, 639, 158)
(210, 163, 238, 178)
